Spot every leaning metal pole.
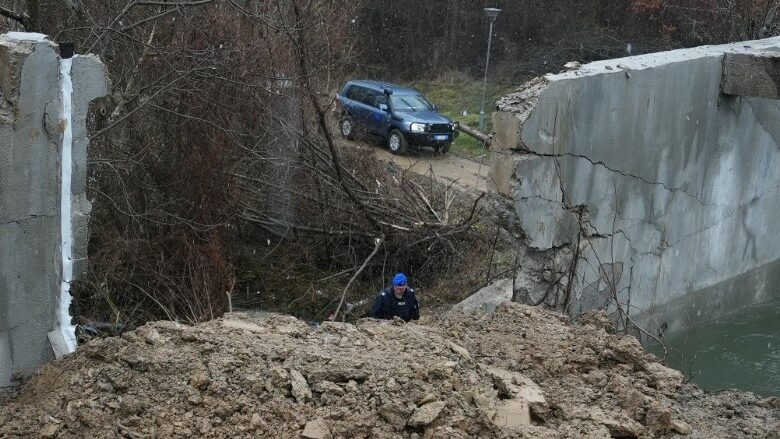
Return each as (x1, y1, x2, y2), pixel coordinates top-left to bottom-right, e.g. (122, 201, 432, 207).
(479, 18, 495, 132)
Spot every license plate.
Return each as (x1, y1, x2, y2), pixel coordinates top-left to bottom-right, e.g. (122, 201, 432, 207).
(434, 135, 448, 141)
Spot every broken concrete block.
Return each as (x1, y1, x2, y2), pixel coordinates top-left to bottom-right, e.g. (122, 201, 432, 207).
(492, 111, 523, 150)
(487, 151, 517, 197)
(495, 76, 549, 121)
(484, 366, 548, 415)
(408, 400, 447, 427)
(493, 399, 530, 429)
(721, 51, 780, 99)
(453, 278, 513, 313)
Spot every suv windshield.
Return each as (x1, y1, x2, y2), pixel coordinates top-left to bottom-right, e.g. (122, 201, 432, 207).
(390, 94, 431, 112)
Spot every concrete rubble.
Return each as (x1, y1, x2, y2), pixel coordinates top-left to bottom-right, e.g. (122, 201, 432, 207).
(1, 305, 777, 438)
(451, 278, 514, 313)
(489, 37, 780, 334)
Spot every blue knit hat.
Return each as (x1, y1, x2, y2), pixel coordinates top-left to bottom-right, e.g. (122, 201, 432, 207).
(392, 272, 408, 286)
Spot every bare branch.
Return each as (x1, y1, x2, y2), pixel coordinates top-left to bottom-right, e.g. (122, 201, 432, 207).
(0, 6, 30, 29)
(332, 234, 385, 321)
(136, 0, 214, 6)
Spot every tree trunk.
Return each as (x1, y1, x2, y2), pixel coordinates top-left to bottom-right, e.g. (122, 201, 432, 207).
(27, 0, 39, 32)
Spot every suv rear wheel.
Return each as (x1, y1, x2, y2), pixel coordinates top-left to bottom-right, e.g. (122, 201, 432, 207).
(387, 129, 408, 155)
(340, 117, 355, 140)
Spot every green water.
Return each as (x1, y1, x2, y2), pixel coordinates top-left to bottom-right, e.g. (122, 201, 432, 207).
(651, 297, 780, 397)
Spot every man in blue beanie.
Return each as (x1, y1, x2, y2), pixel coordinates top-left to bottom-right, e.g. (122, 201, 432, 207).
(369, 272, 420, 321)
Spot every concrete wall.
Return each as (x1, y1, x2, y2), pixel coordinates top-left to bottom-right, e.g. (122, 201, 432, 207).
(491, 37, 780, 334)
(0, 33, 107, 386)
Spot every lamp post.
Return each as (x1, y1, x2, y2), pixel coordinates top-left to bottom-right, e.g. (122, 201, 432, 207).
(479, 7, 501, 132)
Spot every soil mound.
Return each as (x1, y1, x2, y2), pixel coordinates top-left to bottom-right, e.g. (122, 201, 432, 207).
(1, 304, 777, 438)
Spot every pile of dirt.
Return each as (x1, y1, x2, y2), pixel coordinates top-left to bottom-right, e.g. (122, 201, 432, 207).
(1, 304, 777, 438)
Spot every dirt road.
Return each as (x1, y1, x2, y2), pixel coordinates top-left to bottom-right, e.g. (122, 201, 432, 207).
(348, 139, 490, 193)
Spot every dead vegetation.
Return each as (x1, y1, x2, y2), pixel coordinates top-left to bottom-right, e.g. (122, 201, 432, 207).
(0, 1, 495, 328)
(0, 0, 774, 329)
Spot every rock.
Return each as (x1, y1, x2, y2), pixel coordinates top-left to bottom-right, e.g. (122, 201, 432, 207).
(250, 413, 263, 429)
(409, 400, 447, 427)
(419, 393, 437, 405)
(290, 369, 312, 402)
(344, 380, 358, 393)
(40, 423, 59, 438)
(379, 401, 409, 429)
(644, 362, 683, 393)
(143, 327, 166, 344)
(670, 419, 693, 435)
(645, 403, 673, 432)
(575, 310, 614, 332)
(301, 418, 331, 439)
(221, 319, 265, 333)
(591, 410, 645, 438)
(448, 342, 471, 361)
(311, 380, 343, 395)
(190, 371, 210, 390)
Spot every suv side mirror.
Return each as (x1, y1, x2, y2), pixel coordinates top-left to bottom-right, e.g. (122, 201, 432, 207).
(431, 104, 439, 111)
(379, 103, 389, 112)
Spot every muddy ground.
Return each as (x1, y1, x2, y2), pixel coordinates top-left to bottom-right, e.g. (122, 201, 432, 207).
(1, 304, 777, 438)
(343, 138, 489, 194)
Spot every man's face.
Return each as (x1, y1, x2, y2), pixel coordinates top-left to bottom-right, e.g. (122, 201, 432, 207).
(393, 284, 406, 297)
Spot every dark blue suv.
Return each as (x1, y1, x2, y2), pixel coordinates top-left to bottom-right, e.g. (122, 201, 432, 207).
(336, 80, 457, 154)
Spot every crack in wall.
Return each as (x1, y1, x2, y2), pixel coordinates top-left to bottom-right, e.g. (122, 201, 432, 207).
(494, 38, 780, 337)
(517, 194, 564, 204)
(0, 214, 55, 226)
(516, 149, 730, 209)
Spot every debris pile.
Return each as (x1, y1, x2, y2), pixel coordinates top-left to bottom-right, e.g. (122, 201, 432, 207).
(1, 304, 777, 438)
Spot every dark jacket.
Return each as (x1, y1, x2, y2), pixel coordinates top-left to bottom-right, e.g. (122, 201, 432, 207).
(369, 287, 420, 322)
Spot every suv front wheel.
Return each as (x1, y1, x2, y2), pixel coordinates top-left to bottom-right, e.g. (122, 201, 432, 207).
(387, 129, 408, 155)
(340, 116, 355, 140)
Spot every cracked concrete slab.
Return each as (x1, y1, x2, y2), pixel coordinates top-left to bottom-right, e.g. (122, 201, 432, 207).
(491, 36, 780, 334)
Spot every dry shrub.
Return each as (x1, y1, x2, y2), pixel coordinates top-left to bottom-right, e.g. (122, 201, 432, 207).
(234, 138, 495, 321)
(632, 0, 664, 13)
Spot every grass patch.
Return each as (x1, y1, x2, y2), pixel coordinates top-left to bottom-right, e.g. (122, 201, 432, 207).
(408, 71, 517, 159)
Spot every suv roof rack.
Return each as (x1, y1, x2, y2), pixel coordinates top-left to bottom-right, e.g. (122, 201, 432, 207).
(353, 79, 416, 95)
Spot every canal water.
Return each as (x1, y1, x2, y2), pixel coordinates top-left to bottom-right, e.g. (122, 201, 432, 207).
(651, 297, 780, 397)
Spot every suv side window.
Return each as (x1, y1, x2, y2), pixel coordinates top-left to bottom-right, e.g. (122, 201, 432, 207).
(359, 88, 379, 107)
(346, 86, 374, 107)
(373, 93, 388, 109)
(345, 85, 362, 102)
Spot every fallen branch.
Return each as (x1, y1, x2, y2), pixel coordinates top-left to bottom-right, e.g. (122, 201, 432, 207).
(332, 234, 385, 321)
